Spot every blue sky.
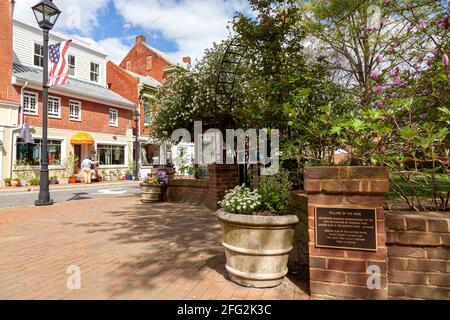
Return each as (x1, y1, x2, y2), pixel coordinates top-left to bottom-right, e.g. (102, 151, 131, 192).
(14, 0, 251, 64)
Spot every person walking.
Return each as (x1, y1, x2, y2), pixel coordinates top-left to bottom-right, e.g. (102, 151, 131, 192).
(80, 157, 97, 184)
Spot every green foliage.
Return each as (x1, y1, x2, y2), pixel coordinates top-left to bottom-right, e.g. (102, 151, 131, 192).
(3, 178, 12, 184)
(29, 178, 40, 186)
(254, 170, 291, 215)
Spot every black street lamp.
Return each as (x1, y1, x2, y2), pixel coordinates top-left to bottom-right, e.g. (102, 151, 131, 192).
(133, 110, 141, 181)
(32, 0, 61, 206)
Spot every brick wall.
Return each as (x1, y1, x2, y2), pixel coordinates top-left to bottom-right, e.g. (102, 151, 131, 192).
(168, 179, 209, 205)
(119, 35, 171, 83)
(106, 61, 139, 105)
(22, 88, 133, 135)
(207, 164, 240, 210)
(304, 166, 389, 299)
(0, 0, 19, 103)
(288, 192, 310, 281)
(386, 212, 450, 300)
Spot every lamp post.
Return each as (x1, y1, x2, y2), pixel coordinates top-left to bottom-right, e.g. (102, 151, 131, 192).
(32, 0, 61, 206)
(133, 110, 141, 181)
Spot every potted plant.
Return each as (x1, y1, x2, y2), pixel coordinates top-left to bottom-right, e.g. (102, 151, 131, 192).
(69, 176, 77, 184)
(49, 176, 59, 185)
(28, 177, 40, 186)
(3, 178, 12, 187)
(217, 172, 299, 288)
(140, 172, 168, 203)
(59, 176, 69, 184)
(125, 169, 133, 181)
(10, 178, 21, 188)
(64, 152, 78, 185)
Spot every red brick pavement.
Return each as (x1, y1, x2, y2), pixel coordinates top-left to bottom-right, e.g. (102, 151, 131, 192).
(0, 197, 309, 300)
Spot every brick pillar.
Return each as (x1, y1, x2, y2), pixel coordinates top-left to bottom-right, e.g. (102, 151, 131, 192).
(0, 0, 14, 101)
(207, 164, 239, 210)
(304, 166, 389, 300)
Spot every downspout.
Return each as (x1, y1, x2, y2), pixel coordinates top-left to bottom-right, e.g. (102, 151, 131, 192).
(8, 81, 29, 178)
(19, 81, 29, 127)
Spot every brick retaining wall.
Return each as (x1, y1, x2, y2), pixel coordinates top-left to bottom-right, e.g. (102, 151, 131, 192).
(386, 212, 450, 300)
(167, 179, 209, 205)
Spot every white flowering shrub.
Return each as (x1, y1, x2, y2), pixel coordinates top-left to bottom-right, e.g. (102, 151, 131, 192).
(219, 185, 262, 215)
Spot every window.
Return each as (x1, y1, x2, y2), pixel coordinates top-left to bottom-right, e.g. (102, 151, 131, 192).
(90, 62, 99, 82)
(97, 144, 125, 166)
(48, 96, 61, 118)
(144, 103, 151, 126)
(109, 108, 118, 126)
(69, 100, 81, 121)
(23, 91, 38, 115)
(126, 60, 131, 70)
(16, 138, 62, 166)
(146, 56, 152, 70)
(68, 55, 76, 76)
(34, 43, 43, 67)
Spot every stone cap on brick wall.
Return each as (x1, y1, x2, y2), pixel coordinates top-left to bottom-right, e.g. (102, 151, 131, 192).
(386, 211, 450, 247)
(304, 166, 389, 194)
(169, 179, 209, 187)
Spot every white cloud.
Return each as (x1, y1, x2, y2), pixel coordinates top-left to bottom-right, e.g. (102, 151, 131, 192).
(13, 0, 109, 36)
(12, 0, 251, 64)
(112, 0, 250, 62)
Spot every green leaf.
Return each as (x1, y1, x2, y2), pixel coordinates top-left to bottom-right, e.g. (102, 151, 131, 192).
(398, 127, 418, 140)
(352, 119, 366, 132)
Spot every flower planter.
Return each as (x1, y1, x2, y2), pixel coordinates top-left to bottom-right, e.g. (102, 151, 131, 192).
(11, 180, 20, 187)
(217, 209, 299, 288)
(59, 178, 69, 184)
(69, 177, 77, 184)
(20, 180, 28, 187)
(140, 183, 162, 203)
(126, 175, 133, 181)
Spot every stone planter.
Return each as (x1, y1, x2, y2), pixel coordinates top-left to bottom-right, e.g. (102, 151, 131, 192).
(140, 183, 162, 203)
(11, 180, 20, 187)
(59, 178, 69, 184)
(217, 209, 299, 288)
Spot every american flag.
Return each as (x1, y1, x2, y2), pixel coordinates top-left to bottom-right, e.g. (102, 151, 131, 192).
(47, 40, 71, 86)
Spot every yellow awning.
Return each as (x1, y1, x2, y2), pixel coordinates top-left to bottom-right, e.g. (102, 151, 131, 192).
(70, 132, 94, 145)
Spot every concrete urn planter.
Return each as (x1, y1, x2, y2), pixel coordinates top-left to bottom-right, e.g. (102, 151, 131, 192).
(217, 209, 299, 288)
(140, 183, 162, 203)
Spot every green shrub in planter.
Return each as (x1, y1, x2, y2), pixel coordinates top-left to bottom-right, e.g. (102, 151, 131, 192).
(29, 178, 40, 186)
(254, 170, 290, 215)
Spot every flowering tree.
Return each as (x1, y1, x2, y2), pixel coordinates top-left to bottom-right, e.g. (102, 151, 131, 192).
(320, 0, 450, 211)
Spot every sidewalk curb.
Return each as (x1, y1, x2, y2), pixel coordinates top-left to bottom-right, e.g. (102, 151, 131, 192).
(0, 181, 140, 194)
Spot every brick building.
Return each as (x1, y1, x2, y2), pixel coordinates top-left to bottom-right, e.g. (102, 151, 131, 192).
(108, 35, 193, 177)
(0, 1, 137, 183)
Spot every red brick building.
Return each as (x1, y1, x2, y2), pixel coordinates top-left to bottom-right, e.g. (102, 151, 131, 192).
(107, 35, 191, 177)
(0, 0, 137, 183)
(119, 35, 190, 83)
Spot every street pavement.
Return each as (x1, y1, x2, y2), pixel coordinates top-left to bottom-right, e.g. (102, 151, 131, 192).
(0, 182, 140, 209)
(0, 196, 308, 300)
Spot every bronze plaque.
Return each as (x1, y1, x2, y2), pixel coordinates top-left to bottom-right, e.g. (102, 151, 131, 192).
(315, 206, 377, 251)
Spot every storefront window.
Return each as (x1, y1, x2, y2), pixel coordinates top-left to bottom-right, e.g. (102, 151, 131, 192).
(141, 144, 160, 166)
(16, 138, 62, 166)
(97, 144, 125, 166)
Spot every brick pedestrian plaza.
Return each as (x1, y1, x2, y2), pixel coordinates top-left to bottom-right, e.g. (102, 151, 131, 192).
(0, 197, 308, 300)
